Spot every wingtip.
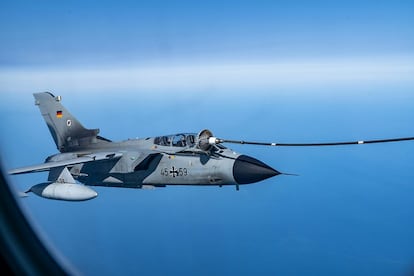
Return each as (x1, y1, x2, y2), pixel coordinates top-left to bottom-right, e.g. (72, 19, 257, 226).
(8, 169, 18, 175)
(18, 191, 29, 198)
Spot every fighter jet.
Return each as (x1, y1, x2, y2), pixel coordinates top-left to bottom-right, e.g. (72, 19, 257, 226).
(9, 92, 414, 201)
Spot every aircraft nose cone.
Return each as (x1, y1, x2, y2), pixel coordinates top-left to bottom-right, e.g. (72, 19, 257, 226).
(233, 155, 281, 184)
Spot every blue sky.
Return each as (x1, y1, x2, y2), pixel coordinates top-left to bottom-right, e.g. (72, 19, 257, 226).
(1, 0, 414, 95)
(1, 1, 414, 275)
(1, 0, 414, 66)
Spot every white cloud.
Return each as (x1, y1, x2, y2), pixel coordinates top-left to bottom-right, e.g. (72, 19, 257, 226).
(1, 56, 414, 97)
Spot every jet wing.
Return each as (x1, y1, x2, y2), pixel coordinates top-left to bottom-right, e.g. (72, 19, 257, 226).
(9, 152, 123, 175)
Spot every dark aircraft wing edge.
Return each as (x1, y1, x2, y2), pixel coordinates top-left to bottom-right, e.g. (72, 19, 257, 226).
(8, 152, 123, 175)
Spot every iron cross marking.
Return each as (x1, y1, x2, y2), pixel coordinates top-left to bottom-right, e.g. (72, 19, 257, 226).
(169, 166, 179, 177)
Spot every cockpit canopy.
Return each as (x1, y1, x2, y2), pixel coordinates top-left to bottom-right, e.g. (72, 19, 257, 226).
(154, 133, 196, 148)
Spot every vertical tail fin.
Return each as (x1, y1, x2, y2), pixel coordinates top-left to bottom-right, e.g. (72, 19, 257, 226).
(33, 92, 110, 152)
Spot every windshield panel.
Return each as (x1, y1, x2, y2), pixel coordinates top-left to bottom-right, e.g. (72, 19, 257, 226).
(154, 133, 196, 147)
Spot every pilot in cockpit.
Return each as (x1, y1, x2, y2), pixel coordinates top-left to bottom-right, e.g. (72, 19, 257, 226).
(179, 135, 186, 147)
